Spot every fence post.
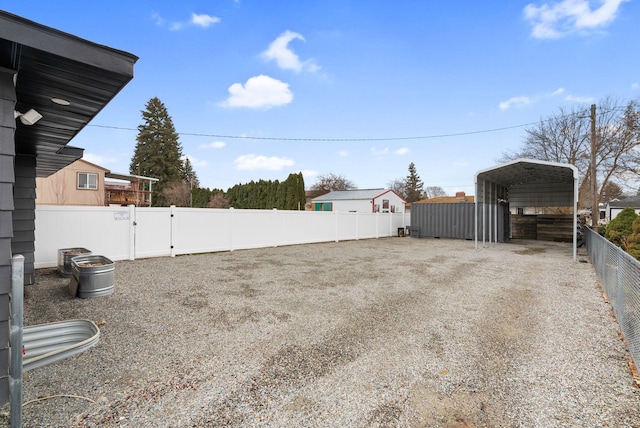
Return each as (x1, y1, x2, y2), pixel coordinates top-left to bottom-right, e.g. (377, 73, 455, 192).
(128, 204, 136, 261)
(273, 208, 278, 247)
(170, 205, 176, 257)
(229, 207, 234, 251)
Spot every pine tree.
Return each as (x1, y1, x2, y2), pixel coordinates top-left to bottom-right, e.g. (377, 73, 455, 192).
(404, 162, 424, 203)
(605, 207, 638, 251)
(182, 157, 199, 187)
(130, 97, 184, 206)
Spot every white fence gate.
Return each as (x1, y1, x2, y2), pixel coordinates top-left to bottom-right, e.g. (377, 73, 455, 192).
(34, 206, 410, 268)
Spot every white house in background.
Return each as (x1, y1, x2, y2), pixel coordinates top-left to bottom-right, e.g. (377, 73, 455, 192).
(604, 196, 640, 223)
(311, 188, 406, 213)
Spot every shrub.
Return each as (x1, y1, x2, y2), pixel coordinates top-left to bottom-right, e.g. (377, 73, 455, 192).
(627, 216, 640, 260)
(605, 207, 638, 251)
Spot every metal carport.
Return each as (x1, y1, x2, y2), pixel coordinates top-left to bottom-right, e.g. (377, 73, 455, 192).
(474, 159, 579, 260)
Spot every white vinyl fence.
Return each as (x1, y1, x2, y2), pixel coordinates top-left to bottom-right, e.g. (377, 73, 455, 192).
(34, 205, 410, 268)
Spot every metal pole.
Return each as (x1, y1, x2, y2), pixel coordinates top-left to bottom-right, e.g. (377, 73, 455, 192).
(482, 180, 486, 248)
(474, 179, 478, 250)
(573, 170, 578, 261)
(591, 103, 598, 233)
(10, 254, 24, 428)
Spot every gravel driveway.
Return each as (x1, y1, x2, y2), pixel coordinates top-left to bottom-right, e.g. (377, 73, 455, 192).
(3, 237, 639, 427)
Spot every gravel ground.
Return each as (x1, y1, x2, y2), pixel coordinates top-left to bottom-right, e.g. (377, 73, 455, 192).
(1, 237, 638, 427)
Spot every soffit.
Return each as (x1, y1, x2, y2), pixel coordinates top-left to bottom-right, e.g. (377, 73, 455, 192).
(0, 11, 137, 177)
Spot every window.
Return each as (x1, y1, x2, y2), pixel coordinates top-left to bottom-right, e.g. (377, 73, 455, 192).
(78, 172, 98, 190)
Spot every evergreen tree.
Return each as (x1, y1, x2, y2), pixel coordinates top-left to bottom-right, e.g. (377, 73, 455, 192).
(284, 172, 305, 210)
(404, 162, 424, 203)
(182, 157, 199, 187)
(225, 173, 305, 210)
(605, 207, 638, 251)
(130, 97, 184, 206)
(627, 216, 640, 260)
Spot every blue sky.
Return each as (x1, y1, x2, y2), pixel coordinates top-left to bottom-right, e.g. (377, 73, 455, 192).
(4, 1, 639, 194)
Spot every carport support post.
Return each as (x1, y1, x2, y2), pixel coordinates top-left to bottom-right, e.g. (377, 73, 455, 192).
(573, 168, 578, 261)
(482, 180, 486, 248)
(474, 181, 478, 250)
(493, 183, 500, 244)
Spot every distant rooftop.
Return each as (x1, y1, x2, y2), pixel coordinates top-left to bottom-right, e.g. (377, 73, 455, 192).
(312, 188, 390, 201)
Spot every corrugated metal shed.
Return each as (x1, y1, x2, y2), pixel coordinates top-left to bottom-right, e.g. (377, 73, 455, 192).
(411, 203, 491, 240)
(474, 158, 578, 260)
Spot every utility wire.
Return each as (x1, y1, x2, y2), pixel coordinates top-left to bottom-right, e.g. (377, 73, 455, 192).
(88, 104, 634, 142)
(89, 121, 539, 142)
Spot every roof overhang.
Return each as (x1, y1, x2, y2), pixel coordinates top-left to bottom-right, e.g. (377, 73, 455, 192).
(106, 172, 159, 183)
(0, 11, 138, 176)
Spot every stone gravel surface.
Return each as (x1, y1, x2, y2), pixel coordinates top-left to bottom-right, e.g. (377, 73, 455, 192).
(1, 237, 638, 427)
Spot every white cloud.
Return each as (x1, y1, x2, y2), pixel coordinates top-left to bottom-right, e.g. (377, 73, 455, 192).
(395, 147, 410, 155)
(191, 13, 220, 28)
(371, 147, 390, 157)
(549, 87, 565, 96)
(151, 12, 165, 27)
(338, 150, 349, 157)
(632, 83, 640, 90)
(234, 154, 295, 171)
(200, 141, 226, 149)
(261, 30, 320, 73)
(300, 169, 318, 178)
(152, 11, 220, 31)
(499, 96, 531, 111)
(500, 88, 593, 111)
(221, 75, 293, 109)
(565, 94, 594, 103)
(524, 0, 628, 39)
(182, 154, 208, 167)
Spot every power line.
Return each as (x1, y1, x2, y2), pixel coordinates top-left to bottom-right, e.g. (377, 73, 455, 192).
(87, 103, 634, 142)
(88, 121, 539, 142)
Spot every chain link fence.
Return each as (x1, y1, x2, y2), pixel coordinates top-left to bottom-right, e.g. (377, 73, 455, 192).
(585, 227, 640, 370)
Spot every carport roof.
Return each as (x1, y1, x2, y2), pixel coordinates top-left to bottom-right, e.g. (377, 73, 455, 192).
(475, 158, 578, 188)
(0, 11, 138, 176)
(474, 158, 579, 260)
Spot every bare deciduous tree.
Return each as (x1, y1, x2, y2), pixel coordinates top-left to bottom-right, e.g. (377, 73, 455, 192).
(503, 96, 640, 208)
(387, 178, 407, 200)
(310, 174, 356, 192)
(424, 186, 447, 199)
(208, 192, 230, 208)
(161, 181, 190, 207)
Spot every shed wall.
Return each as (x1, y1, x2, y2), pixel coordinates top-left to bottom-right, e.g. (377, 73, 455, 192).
(411, 203, 506, 242)
(331, 200, 373, 213)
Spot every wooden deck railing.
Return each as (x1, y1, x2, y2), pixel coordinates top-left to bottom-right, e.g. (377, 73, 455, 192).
(105, 187, 152, 206)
